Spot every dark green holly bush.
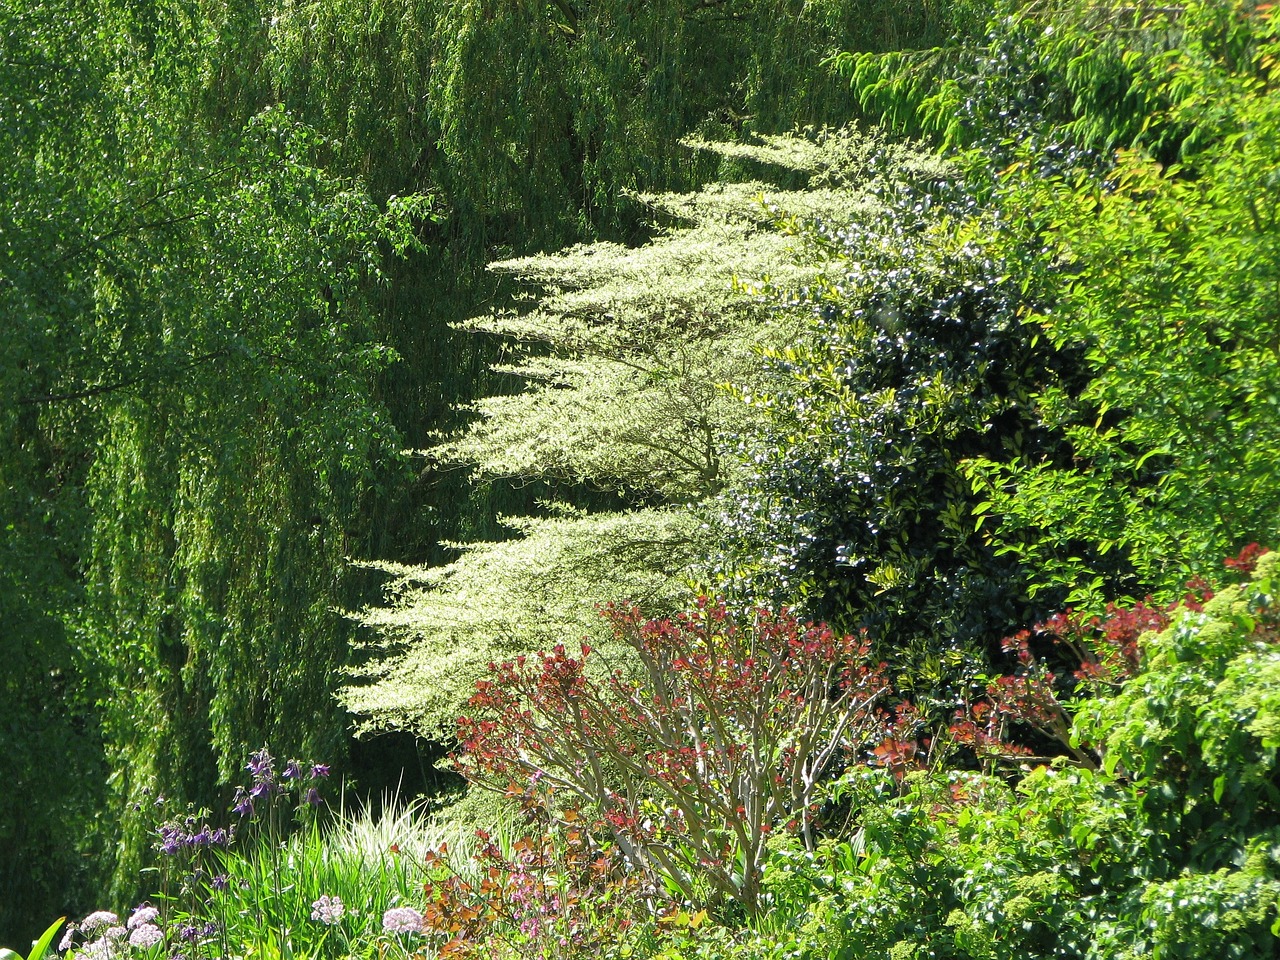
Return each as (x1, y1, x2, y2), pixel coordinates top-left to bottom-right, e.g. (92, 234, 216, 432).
(708, 181, 1079, 690)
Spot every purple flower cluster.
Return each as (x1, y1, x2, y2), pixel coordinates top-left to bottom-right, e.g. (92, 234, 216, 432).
(157, 819, 231, 857)
(381, 907, 424, 934)
(232, 747, 280, 817)
(232, 747, 330, 818)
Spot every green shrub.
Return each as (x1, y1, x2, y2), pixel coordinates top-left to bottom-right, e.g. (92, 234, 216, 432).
(709, 180, 1072, 688)
(739, 555, 1280, 960)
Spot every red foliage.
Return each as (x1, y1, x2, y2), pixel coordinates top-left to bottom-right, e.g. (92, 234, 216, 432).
(953, 600, 1172, 769)
(455, 598, 892, 914)
(416, 821, 645, 959)
(1224, 542, 1269, 575)
(952, 547, 1280, 770)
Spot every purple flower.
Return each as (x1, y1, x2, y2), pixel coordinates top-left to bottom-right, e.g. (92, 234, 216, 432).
(80, 912, 120, 933)
(128, 925, 164, 950)
(309, 764, 330, 779)
(381, 907, 424, 934)
(249, 781, 272, 801)
(209, 828, 229, 847)
(178, 925, 200, 944)
(210, 874, 229, 892)
(128, 906, 160, 931)
(282, 760, 303, 781)
(58, 925, 77, 952)
(247, 747, 275, 781)
(310, 895, 345, 925)
(232, 787, 253, 818)
(305, 787, 323, 807)
(105, 927, 127, 942)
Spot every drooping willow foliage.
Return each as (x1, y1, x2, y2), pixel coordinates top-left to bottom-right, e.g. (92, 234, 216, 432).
(1, 0, 424, 916)
(1, 0, 978, 935)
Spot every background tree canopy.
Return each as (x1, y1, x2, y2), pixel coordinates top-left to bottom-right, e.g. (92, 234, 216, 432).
(1, 0, 978, 938)
(1, 0, 432, 912)
(11, 0, 1279, 949)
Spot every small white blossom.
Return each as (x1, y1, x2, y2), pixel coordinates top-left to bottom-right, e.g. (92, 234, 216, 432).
(79, 913, 119, 934)
(310, 895, 345, 925)
(127, 925, 164, 949)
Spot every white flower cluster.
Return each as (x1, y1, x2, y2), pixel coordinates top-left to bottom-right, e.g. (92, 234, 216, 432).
(310, 895, 346, 925)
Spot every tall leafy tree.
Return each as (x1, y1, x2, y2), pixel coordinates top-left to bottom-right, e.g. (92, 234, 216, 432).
(967, 4, 1280, 603)
(1, 0, 429, 914)
(835, 0, 1280, 605)
(2, 0, 129, 928)
(345, 130, 945, 735)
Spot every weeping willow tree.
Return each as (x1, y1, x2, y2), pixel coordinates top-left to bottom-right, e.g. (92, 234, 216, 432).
(344, 130, 946, 737)
(77, 128, 425, 895)
(1, 0, 431, 914)
(259, 0, 974, 216)
(3, 0, 975, 934)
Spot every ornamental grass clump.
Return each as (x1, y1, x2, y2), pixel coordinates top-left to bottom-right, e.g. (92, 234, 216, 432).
(456, 598, 893, 915)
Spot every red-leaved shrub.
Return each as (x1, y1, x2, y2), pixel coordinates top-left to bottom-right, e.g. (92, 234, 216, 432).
(456, 598, 891, 914)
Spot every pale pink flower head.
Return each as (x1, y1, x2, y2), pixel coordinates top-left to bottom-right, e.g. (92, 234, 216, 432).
(127, 907, 159, 931)
(310, 895, 345, 925)
(79, 913, 119, 934)
(381, 907, 423, 934)
(128, 925, 164, 949)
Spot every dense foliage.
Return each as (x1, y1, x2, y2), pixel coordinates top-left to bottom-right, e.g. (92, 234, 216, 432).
(751, 553, 1280, 960)
(3, 0, 960, 938)
(343, 130, 949, 735)
(2, 0, 427, 920)
(10, 0, 1280, 957)
(707, 178, 1071, 690)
